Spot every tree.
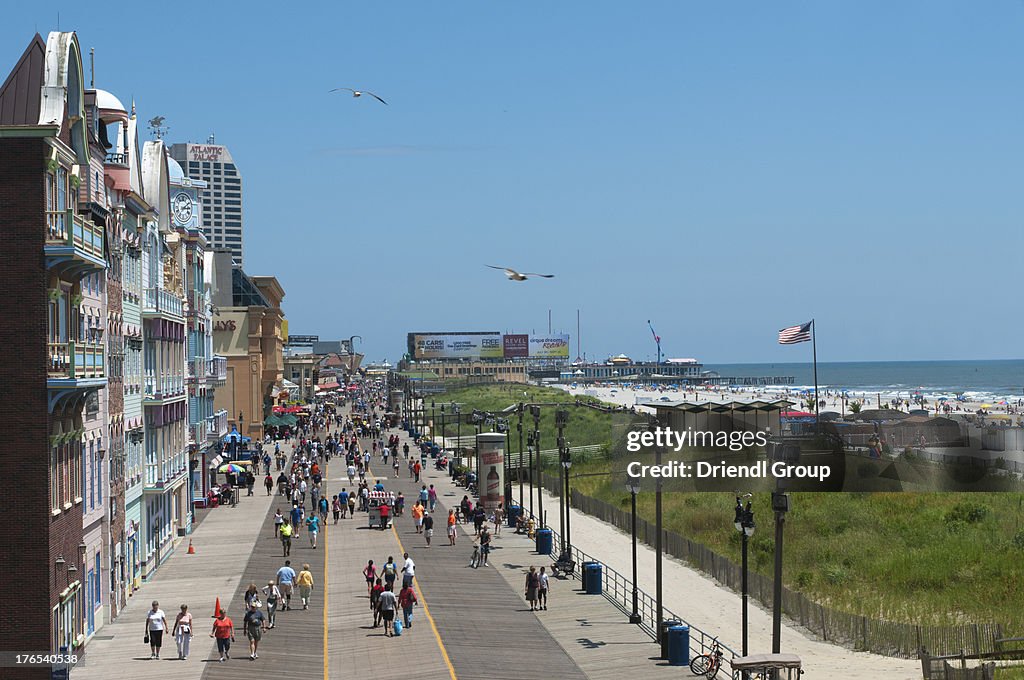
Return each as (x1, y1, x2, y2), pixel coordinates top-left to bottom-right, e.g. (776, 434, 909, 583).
(849, 400, 862, 414)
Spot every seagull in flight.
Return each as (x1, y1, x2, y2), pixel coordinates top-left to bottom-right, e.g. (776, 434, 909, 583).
(329, 87, 388, 105)
(486, 265, 555, 281)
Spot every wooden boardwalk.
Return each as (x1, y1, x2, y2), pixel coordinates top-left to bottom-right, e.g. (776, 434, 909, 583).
(75, 417, 694, 680)
(199, 461, 332, 679)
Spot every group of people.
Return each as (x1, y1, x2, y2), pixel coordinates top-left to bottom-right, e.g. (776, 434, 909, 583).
(363, 553, 418, 636)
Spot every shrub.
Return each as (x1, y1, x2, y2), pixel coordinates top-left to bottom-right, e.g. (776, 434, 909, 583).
(944, 502, 990, 526)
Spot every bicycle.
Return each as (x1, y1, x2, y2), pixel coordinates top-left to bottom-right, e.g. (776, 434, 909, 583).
(689, 637, 724, 678)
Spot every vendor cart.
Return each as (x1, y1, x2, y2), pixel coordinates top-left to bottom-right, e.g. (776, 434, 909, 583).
(367, 490, 396, 529)
(731, 653, 803, 680)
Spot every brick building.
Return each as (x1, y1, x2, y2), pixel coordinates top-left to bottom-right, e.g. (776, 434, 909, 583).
(0, 32, 105, 669)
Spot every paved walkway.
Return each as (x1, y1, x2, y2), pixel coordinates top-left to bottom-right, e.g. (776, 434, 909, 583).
(75, 464, 282, 678)
(524, 483, 920, 680)
(332, 424, 683, 680)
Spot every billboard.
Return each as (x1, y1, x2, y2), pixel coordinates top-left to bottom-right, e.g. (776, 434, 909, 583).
(503, 334, 529, 358)
(409, 332, 571, 360)
(413, 333, 502, 359)
(529, 334, 570, 359)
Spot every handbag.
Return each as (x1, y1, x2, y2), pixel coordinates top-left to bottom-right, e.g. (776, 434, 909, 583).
(144, 633, 149, 644)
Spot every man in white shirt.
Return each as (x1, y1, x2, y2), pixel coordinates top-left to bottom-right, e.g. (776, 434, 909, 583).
(402, 553, 415, 588)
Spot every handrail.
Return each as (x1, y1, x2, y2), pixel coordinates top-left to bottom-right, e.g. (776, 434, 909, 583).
(535, 519, 739, 671)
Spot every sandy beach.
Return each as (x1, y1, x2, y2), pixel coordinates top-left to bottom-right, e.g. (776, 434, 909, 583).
(527, 483, 921, 679)
(557, 384, 1024, 424)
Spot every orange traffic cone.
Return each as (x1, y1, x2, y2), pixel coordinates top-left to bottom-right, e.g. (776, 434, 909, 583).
(187, 539, 195, 554)
(213, 597, 222, 618)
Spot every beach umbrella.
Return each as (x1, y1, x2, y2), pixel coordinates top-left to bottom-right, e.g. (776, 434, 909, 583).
(981, 403, 993, 409)
(218, 463, 245, 474)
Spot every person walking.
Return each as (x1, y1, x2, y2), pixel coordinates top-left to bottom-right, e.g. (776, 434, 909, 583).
(276, 560, 296, 610)
(376, 586, 399, 637)
(370, 577, 385, 627)
(273, 508, 284, 538)
(427, 484, 438, 512)
(347, 490, 356, 517)
(493, 504, 504, 536)
(332, 494, 342, 524)
(382, 556, 398, 590)
(172, 604, 193, 660)
(243, 583, 262, 612)
(411, 502, 424, 534)
(418, 485, 429, 509)
(413, 460, 422, 482)
(144, 600, 168, 660)
(525, 567, 540, 611)
(423, 511, 434, 547)
(538, 566, 549, 610)
(306, 513, 321, 549)
(243, 601, 267, 660)
(210, 609, 235, 662)
(318, 494, 329, 523)
(378, 501, 390, 530)
(279, 520, 293, 557)
(363, 559, 377, 595)
(393, 455, 400, 478)
(401, 553, 415, 589)
(297, 563, 315, 610)
(264, 473, 274, 496)
(290, 503, 302, 533)
(398, 584, 418, 629)
(479, 526, 492, 566)
(447, 509, 457, 546)
(262, 581, 281, 628)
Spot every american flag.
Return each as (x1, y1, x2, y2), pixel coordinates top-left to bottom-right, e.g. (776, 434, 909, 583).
(778, 321, 812, 345)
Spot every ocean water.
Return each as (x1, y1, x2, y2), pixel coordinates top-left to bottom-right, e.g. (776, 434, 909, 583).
(702, 360, 1024, 403)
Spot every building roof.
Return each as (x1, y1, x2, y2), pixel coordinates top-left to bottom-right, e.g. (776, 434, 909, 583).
(0, 33, 46, 126)
(649, 399, 794, 413)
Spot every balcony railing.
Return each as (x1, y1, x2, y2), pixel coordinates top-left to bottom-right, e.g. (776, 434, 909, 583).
(47, 341, 105, 380)
(206, 409, 228, 441)
(208, 356, 227, 382)
(45, 209, 104, 261)
(143, 373, 185, 400)
(189, 419, 207, 446)
(143, 288, 183, 319)
(186, 357, 206, 381)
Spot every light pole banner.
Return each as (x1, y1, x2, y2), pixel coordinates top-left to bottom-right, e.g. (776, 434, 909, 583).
(476, 432, 506, 511)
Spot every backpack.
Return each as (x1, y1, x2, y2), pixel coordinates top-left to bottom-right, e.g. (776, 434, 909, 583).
(384, 563, 396, 578)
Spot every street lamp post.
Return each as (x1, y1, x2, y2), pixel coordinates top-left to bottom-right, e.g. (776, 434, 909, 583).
(652, 416, 664, 647)
(735, 494, 755, 656)
(627, 478, 642, 624)
(517, 404, 524, 511)
(440, 403, 445, 456)
(556, 409, 570, 554)
(431, 400, 436, 445)
(771, 490, 789, 654)
(530, 405, 543, 527)
(454, 404, 461, 466)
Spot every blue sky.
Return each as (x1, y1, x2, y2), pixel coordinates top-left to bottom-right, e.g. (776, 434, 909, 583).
(5, 1, 1022, 363)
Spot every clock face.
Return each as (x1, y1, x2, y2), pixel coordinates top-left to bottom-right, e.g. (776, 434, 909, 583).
(172, 192, 193, 225)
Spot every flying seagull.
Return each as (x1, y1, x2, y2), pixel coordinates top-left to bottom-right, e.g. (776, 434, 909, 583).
(486, 265, 555, 281)
(329, 87, 388, 105)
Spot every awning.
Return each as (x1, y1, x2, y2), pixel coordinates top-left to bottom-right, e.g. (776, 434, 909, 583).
(318, 382, 341, 391)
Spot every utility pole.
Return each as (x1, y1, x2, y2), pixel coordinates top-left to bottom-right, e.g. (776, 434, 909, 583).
(531, 405, 542, 528)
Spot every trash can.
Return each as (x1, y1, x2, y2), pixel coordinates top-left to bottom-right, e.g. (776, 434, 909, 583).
(507, 505, 521, 528)
(660, 619, 683, 658)
(584, 562, 602, 595)
(535, 528, 553, 555)
(666, 625, 689, 666)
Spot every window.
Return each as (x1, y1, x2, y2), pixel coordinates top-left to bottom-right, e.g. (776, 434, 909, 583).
(225, 200, 240, 205)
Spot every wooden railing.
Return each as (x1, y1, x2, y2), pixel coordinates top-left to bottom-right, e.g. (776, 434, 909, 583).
(45, 209, 104, 260)
(47, 341, 105, 379)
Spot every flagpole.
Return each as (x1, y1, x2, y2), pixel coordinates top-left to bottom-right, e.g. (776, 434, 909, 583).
(812, 319, 819, 434)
